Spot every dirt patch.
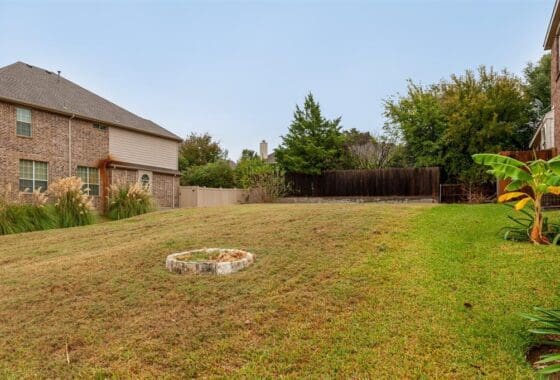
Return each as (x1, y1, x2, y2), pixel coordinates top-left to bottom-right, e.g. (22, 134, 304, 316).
(526, 344, 560, 379)
(176, 249, 247, 263)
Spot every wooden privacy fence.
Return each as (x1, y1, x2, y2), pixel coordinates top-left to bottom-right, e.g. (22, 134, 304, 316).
(285, 167, 440, 199)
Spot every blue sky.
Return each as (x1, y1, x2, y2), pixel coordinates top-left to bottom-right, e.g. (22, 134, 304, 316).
(0, 0, 554, 159)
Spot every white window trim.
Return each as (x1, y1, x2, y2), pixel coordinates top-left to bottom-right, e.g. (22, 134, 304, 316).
(19, 160, 48, 193)
(16, 108, 32, 138)
(78, 166, 100, 196)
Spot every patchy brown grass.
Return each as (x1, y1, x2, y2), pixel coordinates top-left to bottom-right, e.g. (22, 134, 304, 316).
(0, 203, 555, 378)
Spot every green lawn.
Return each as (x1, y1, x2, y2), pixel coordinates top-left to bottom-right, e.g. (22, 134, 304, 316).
(0, 203, 558, 378)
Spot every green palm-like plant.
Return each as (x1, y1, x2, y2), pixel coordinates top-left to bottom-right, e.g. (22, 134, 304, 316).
(521, 307, 560, 375)
(472, 153, 560, 244)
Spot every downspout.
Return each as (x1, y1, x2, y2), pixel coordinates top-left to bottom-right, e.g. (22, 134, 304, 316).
(172, 175, 176, 208)
(68, 114, 75, 176)
(98, 157, 113, 213)
(174, 174, 180, 208)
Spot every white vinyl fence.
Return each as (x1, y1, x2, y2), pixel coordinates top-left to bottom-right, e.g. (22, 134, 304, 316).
(179, 186, 252, 208)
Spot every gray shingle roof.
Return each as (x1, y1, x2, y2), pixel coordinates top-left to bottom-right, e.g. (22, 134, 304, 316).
(0, 62, 182, 141)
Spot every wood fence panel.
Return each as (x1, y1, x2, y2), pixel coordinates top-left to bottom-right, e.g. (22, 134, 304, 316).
(286, 167, 440, 199)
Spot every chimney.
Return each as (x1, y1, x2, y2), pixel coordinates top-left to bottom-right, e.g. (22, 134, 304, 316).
(57, 71, 61, 81)
(259, 140, 268, 160)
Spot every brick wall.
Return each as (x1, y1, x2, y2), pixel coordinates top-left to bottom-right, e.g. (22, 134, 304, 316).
(0, 101, 109, 206)
(108, 167, 178, 208)
(152, 173, 179, 208)
(0, 100, 179, 210)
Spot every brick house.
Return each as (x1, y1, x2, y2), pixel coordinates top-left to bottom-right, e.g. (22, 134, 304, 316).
(0, 62, 182, 209)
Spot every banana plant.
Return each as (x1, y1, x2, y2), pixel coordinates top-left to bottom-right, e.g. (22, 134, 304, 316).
(472, 153, 560, 245)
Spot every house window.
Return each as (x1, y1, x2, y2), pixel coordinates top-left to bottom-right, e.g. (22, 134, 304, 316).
(16, 108, 32, 137)
(138, 171, 152, 191)
(93, 123, 107, 131)
(19, 160, 48, 192)
(140, 174, 150, 188)
(77, 166, 100, 196)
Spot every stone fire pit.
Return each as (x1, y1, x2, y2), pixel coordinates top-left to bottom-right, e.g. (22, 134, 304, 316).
(166, 248, 255, 275)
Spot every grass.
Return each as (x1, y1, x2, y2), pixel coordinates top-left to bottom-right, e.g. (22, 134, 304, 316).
(0, 203, 559, 378)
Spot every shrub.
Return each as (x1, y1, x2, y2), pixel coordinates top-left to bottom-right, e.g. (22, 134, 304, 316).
(24, 189, 57, 231)
(0, 203, 28, 235)
(106, 182, 154, 220)
(0, 185, 56, 235)
(234, 155, 268, 189)
(247, 165, 288, 202)
(48, 177, 94, 228)
(181, 160, 235, 188)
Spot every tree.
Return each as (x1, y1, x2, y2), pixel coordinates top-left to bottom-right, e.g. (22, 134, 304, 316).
(384, 66, 534, 184)
(239, 149, 259, 160)
(342, 128, 397, 169)
(523, 53, 551, 117)
(181, 160, 235, 188)
(275, 93, 346, 175)
(232, 149, 287, 200)
(179, 133, 227, 171)
(234, 152, 268, 188)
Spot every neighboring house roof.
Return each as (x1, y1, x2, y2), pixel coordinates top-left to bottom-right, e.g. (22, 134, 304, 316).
(545, 0, 560, 49)
(266, 152, 276, 164)
(0, 61, 182, 141)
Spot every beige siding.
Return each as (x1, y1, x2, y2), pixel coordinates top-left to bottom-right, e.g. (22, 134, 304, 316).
(109, 127, 178, 170)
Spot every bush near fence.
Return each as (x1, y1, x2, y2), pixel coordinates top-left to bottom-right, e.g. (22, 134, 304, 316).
(439, 183, 496, 204)
(285, 167, 440, 199)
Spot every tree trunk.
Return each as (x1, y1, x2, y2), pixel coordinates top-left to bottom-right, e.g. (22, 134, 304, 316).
(531, 194, 549, 244)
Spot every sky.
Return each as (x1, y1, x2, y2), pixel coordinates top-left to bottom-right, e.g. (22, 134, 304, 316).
(0, 0, 554, 159)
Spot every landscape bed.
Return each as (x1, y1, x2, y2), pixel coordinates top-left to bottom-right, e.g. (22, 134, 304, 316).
(0, 203, 559, 378)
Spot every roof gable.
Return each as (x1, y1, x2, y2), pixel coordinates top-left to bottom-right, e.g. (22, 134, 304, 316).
(545, 0, 560, 49)
(0, 62, 181, 141)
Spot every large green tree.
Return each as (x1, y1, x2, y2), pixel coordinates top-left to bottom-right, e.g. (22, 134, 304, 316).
(523, 53, 551, 117)
(181, 160, 235, 188)
(179, 133, 227, 172)
(275, 93, 346, 175)
(384, 66, 534, 184)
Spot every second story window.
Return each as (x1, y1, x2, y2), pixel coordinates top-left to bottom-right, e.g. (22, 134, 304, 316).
(16, 108, 32, 137)
(77, 166, 100, 196)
